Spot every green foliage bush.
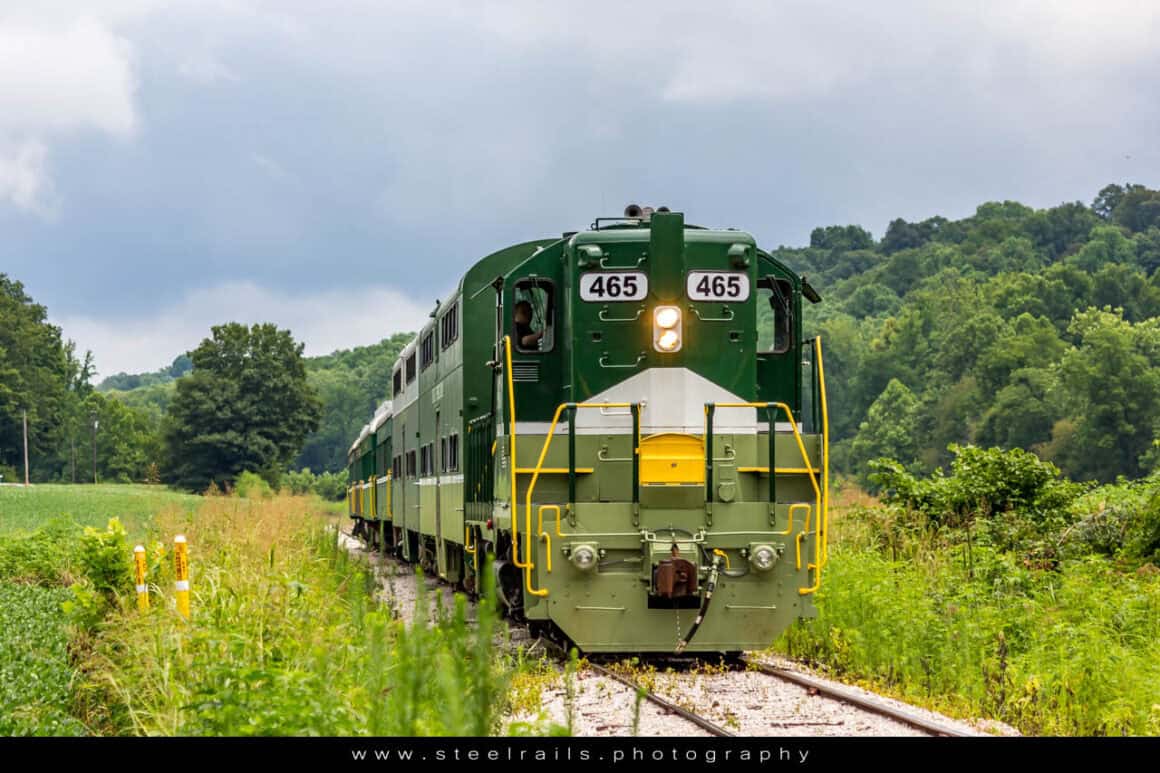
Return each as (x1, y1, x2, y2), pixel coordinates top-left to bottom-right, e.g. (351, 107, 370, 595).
(1123, 487, 1160, 564)
(234, 470, 274, 499)
(281, 467, 348, 500)
(76, 517, 132, 596)
(871, 445, 1083, 527)
(0, 519, 77, 585)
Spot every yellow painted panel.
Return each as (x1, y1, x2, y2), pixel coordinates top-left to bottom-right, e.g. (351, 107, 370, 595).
(639, 433, 705, 485)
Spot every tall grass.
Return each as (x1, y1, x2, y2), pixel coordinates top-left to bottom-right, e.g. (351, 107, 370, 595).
(774, 484, 1160, 735)
(73, 495, 513, 735)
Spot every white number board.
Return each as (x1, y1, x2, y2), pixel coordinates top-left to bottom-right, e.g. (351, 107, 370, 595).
(579, 271, 648, 302)
(686, 271, 750, 301)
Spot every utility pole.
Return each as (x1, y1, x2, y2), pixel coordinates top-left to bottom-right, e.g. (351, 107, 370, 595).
(23, 409, 30, 486)
(91, 415, 99, 485)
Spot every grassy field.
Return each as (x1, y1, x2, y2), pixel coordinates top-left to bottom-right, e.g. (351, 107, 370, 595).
(0, 484, 199, 536)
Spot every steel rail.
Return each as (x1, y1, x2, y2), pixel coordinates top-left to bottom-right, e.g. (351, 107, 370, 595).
(739, 657, 974, 737)
(584, 660, 735, 738)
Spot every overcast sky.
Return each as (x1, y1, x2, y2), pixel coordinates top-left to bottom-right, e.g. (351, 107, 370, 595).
(2, 1, 1158, 377)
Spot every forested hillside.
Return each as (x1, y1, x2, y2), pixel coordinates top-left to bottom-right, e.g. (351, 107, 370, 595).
(294, 333, 412, 473)
(783, 183, 1160, 483)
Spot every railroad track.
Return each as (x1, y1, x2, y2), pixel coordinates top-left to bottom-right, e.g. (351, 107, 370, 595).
(573, 659, 736, 737)
(574, 657, 974, 738)
(736, 657, 973, 737)
(340, 527, 976, 738)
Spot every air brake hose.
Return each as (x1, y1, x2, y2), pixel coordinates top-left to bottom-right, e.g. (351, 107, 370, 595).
(675, 554, 722, 654)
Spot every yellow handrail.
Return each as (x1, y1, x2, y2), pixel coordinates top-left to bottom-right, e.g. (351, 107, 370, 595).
(386, 471, 392, 519)
(711, 401, 822, 594)
(503, 336, 529, 571)
(464, 525, 477, 556)
(816, 336, 830, 568)
(520, 401, 635, 597)
(538, 504, 567, 539)
(795, 504, 813, 570)
(777, 503, 811, 537)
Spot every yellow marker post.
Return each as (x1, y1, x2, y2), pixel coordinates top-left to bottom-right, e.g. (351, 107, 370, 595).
(133, 544, 149, 611)
(174, 534, 190, 619)
(132, 540, 149, 608)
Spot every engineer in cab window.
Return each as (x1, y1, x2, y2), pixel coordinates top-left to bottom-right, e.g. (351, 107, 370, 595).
(513, 300, 543, 350)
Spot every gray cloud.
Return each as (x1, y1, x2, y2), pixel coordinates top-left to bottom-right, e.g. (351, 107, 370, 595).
(2, 0, 1158, 373)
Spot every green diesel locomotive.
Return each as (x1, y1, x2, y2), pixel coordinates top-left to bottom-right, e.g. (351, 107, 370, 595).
(346, 206, 830, 654)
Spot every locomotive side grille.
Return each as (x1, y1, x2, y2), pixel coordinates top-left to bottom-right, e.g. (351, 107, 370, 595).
(512, 362, 539, 382)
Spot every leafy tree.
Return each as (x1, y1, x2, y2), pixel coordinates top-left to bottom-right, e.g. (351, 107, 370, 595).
(163, 323, 322, 490)
(168, 353, 192, 378)
(1134, 227, 1160, 275)
(1092, 183, 1131, 220)
(1054, 308, 1160, 481)
(0, 274, 87, 480)
(880, 218, 930, 254)
(83, 392, 163, 483)
(1068, 224, 1137, 271)
(850, 379, 920, 482)
(1090, 262, 1160, 322)
(974, 368, 1060, 450)
(843, 284, 899, 318)
(1111, 185, 1160, 232)
(809, 224, 874, 252)
(975, 314, 1067, 394)
(969, 235, 1043, 274)
(1025, 202, 1099, 259)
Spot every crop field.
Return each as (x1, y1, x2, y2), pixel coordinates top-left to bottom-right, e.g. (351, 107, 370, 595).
(0, 583, 84, 735)
(0, 484, 200, 536)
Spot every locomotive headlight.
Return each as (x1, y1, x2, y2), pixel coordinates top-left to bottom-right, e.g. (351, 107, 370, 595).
(570, 544, 598, 572)
(653, 306, 683, 352)
(749, 544, 778, 572)
(655, 306, 680, 329)
(657, 330, 680, 350)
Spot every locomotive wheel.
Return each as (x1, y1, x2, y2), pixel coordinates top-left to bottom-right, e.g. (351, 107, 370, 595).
(493, 559, 523, 619)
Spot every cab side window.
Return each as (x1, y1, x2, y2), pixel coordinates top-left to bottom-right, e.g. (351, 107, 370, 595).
(512, 279, 554, 353)
(756, 277, 793, 354)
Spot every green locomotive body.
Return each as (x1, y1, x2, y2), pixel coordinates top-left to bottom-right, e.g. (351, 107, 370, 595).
(347, 209, 830, 654)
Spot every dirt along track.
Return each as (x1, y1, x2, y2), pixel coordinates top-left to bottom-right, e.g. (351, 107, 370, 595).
(336, 527, 1000, 737)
